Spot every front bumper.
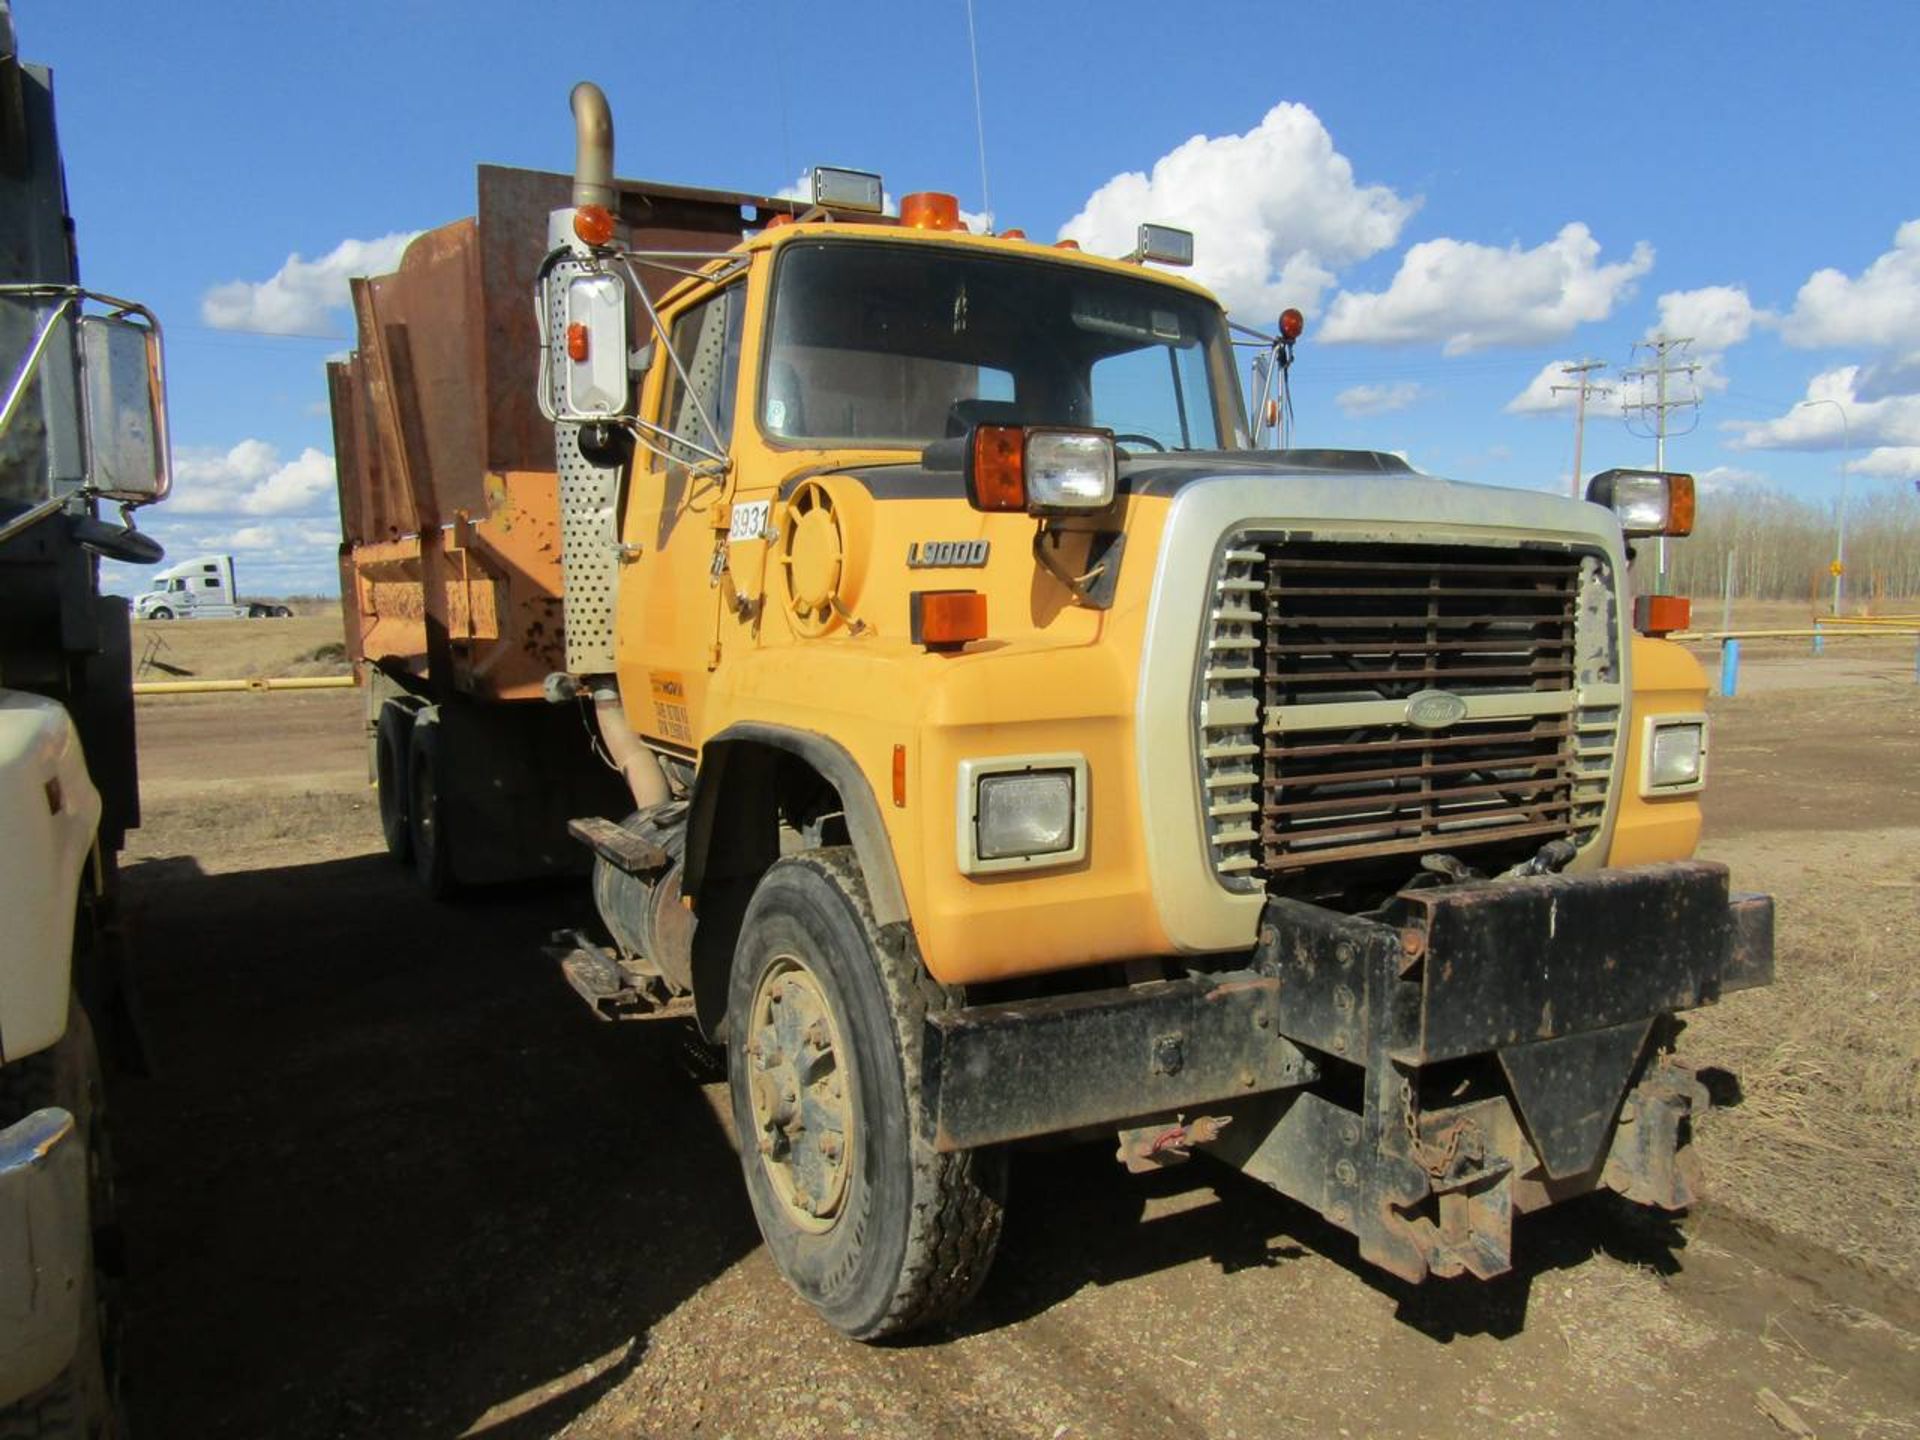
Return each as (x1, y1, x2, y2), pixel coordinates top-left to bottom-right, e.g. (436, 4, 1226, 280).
(924, 861, 1773, 1282)
(0, 1107, 87, 1406)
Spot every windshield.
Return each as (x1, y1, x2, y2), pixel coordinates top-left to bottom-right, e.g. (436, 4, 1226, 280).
(761, 240, 1244, 452)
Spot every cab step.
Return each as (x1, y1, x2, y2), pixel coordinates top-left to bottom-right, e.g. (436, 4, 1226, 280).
(567, 815, 670, 874)
(545, 928, 694, 1022)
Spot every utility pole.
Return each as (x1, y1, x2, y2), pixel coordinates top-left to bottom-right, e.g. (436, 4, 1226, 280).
(1551, 359, 1611, 498)
(1621, 335, 1702, 592)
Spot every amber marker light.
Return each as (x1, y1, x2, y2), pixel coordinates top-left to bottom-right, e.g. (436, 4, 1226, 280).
(572, 204, 616, 248)
(910, 591, 988, 652)
(1667, 474, 1696, 537)
(892, 745, 908, 807)
(1634, 594, 1691, 637)
(900, 192, 962, 230)
(966, 425, 1026, 511)
(566, 322, 590, 363)
(1279, 307, 1305, 342)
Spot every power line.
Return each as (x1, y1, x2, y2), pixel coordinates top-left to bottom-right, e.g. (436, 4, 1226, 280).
(1620, 334, 1702, 591)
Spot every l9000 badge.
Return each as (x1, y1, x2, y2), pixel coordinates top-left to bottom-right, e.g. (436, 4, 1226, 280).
(907, 540, 990, 568)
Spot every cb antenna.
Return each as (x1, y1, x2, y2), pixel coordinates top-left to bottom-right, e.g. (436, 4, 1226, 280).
(965, 0, 992, 224)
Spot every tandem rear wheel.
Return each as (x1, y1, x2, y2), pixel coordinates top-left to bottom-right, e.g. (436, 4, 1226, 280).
(372, 698, 452, 896)
(726, 848, 1005, 1340)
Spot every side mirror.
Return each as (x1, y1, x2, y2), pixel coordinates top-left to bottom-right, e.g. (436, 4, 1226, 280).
(541, 267, 632, 422)
(78, 312, 170, 502)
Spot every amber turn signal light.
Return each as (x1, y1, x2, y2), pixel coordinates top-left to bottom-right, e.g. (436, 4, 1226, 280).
(967, 425, 1027, 511)
(1667, 475, 1696, 537)
(572, 204, 616, 248)
(1634, 594, 1691, 637)
(910, 590, 987, 652)
(566, 322, 590, 363)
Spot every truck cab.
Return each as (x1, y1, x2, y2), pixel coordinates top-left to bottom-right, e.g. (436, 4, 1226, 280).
(133, 553, 289, 620)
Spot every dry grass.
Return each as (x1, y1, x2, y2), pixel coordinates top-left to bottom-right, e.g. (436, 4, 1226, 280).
(132, 611, 349, 681)
(1687, 827, 1920, 1285)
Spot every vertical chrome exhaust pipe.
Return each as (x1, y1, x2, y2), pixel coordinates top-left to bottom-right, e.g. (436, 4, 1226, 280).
(569, 81, 615, 210)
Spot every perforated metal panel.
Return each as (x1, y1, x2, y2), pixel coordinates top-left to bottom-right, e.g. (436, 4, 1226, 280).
(548, 257, 623, 674)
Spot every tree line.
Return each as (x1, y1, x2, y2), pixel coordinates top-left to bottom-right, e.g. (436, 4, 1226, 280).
(1665, 485, 1920, 605)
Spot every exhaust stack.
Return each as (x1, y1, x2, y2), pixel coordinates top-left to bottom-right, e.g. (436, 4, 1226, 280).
(569, 81, 614, 210)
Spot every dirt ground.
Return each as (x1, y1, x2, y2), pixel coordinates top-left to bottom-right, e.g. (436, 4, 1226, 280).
(111, 655, 1920, 1439)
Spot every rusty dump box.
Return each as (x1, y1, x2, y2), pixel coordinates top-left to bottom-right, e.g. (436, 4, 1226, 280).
(327, 165, 790, 701)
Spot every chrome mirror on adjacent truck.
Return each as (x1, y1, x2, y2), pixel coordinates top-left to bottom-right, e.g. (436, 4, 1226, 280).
(0, 284, 170, 549)
(77, 310, 171, 502)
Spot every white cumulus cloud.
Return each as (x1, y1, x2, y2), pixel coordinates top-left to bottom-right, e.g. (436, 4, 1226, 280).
(1783, 219, 1920, 349)
(1723, 365, 1920, 454)
(1057, 102, 1417, 319)
(1649, 285, 1765, 350)
(1320, 223, 1653, 354)
(201, 232, 419, 336)
(1848, 447, 1920, 478)
(169, 440, 338, 518)
(1335, 381, 1423, 417)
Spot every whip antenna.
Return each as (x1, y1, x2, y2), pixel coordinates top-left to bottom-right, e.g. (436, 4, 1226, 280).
(965, 0, 992, 224)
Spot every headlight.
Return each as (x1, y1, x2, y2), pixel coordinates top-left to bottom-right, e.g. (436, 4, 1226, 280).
(1587, 468, 1695, 538)
(1025, 430, 1117, 512)
(957, 754, 1089, 874)
(1641, 715, 1707, 795)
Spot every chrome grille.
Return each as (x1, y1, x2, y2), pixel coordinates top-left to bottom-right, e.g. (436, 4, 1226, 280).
(1197, 537, 1617, 882)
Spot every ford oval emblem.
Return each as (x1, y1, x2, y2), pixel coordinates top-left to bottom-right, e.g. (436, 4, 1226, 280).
(1405, 689, 1468, 730)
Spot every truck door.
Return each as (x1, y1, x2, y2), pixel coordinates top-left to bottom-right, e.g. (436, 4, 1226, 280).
(617, 282, 746, 747)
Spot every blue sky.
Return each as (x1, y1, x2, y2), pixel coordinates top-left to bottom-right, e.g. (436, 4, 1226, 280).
(22, 1, 1918, 596)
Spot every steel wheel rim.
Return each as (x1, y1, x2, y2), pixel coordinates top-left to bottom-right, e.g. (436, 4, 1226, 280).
(745, 953, 854, 1233)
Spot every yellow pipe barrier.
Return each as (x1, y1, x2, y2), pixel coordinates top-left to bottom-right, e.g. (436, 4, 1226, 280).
(133, 675, 357, 696)
(1673, 627, 1920, 641)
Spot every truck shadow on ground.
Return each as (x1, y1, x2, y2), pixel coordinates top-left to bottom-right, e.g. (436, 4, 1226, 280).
(116, 851, 759, 1440)
(974, 1134, 1689, 1345)
(114, 846, 1700, 1437)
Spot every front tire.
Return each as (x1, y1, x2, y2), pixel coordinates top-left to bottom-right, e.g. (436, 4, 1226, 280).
(145, 607, 172, 621)
(727, 849, 1004, 1340)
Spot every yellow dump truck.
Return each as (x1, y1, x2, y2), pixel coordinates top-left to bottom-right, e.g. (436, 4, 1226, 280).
(330, 83, 1772, 1339)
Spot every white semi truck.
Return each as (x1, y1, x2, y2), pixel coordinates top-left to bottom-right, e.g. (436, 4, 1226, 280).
(1, 4, 172, 1431)
(132, 553, 290, 620)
